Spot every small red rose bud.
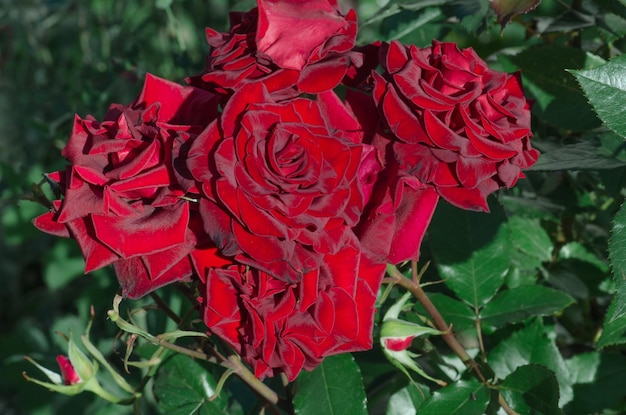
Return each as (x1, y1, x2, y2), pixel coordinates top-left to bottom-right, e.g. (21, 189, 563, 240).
(56, 355, 81, 385)
(383, 336, 415, 352)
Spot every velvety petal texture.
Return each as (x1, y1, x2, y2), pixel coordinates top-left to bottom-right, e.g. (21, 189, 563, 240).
(32, 74, 219, 298)
(201, 237, 385, 381)
(373, 40, 539, 212)
(188, 0, 361, 98)
(186, 82, 375, 283)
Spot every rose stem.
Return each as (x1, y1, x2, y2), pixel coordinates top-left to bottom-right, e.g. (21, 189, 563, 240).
(384, 263, 519, 415)
(149, 292, 183, 325)
(146, 291, 282, 409)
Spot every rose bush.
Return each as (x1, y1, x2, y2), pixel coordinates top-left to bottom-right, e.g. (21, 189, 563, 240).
(185, 82, 380, 283)
(33, 74, 219, 298)
(29, 0, 540, 384)
(372, 40, 539, 212)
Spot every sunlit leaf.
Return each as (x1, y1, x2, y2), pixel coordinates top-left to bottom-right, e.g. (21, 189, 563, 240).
(598, 202, 626, 348)
(488, 319, 572, 405)
(571, 54, 626, 140)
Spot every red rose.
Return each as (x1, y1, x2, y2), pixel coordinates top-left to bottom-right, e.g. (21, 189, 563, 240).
(188, 0, 361, 97)
(186, 82, 377, 282)
(32, 74, 219, 298)
(201, 237, 385, 381)
(373, 40, 539, 211)
(347, 90, 439, 264)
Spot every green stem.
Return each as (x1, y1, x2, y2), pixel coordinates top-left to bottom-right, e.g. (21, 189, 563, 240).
(149, 292, 182, 325)
(386, 263, 519, 415)
(225, 354, 279, 405)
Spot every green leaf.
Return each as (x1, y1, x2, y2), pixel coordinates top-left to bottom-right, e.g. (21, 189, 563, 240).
(488, 319, 572, 405)
(413, 294, 476, 332)
(153, 354, 228, 415)
(415, 380, 489, 415)
(609, 202, 626, 273)
(500, 364, 562, 415)
(537, 9, 595, 34)
(529, 141, 626, 171)
(571, 54, 626, 139)
(381, 7, 444, 41)
(597, 277, 626, 348)
(508, 217, 553, 262)
(598, 202, 626, 348)
(508, 46, 602, 131)
(595, 0, 626, 26)
(480, 285, 574, 328)
(387, 384, 430, 415)
(429, 201, 512, 308)
(558, 242, 609, 273)
(491, 0, 541, 28)
(565, 352, 626, 415)
(294, 354, 367, 415)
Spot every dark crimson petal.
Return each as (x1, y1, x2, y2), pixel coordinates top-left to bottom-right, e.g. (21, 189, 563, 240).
(186, 123, 221, 187)
(423, 109, 472, 152)
(199, 199, 241, 256)
(378, 78, 428, 144)
(298, 57, 349, 93)
(496, 160, 522, 187)
(113, 254, 192, 299)
(387, 185, 439, 263)
(65, 217, 120, 273)
(316, 89, 362, 144)
(91, 204, 189, 258)
(106, 140, 160, 181)
(232, 220, 291, 263)
(456, 156, 498, 189)
(235, 187, 288, 238)
(204, 269, 244, 352)
(32, 210, 70, 238)
(190, 245, 233, 283)
(109, 165, 171, 194)
(136, 74, 219, 126)
(256, 0, 351, 70)
(140, 241, 195, 281)
(70, 164, 108, 187)
(384, 40, 409, 75)
(221, 83, 269, 137)
(437, 184, 493, 212)
(461, 108, 519, 159)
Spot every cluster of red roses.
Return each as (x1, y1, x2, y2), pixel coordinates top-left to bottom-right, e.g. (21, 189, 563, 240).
(33, 0, 538, 380)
